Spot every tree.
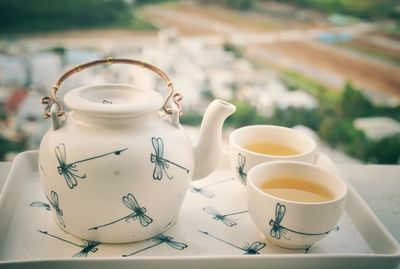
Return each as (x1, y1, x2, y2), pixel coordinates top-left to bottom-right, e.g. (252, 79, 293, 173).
(0, 135, 26, 160)
(340, 82, 374, 119)
(366, 135, 400, 164)
(272, 107, 321, 130)
(225, 100, 265, 127)
(0, 0, 133, 33)
(198, 0, 252, 10)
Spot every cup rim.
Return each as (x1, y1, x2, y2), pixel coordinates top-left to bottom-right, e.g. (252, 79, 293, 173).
(229, 125, 317, 159)
(247, 160, 348, 205)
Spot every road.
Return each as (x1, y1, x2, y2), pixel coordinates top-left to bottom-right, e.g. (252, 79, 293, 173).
(144, 5, 400, 105)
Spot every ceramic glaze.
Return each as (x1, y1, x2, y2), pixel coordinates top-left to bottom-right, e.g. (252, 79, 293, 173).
(247, 161, 347, 249)
(39, 83, 235, 243)
(229, 125, 317, 186)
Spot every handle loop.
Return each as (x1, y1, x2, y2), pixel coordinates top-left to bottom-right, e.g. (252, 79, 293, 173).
(41, 58, 183, 118)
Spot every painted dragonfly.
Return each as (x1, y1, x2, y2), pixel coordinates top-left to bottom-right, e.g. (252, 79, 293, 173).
(202, 207, 248, 227)
(190, 178, 235, 199)
(269, 203, 290, 240)
(150, 137, 189, 180)
(199, 230, 266, 255)
(88, 193, 153, 230)
(45, 191, 66, 227)
(37, 230, 100, 257)
(269, 203, 340, 240)
(55, 143, 127, 189)
(30, 201, 50, 210)
(236, 153, 247, 185)
(123, 234, 188, 257)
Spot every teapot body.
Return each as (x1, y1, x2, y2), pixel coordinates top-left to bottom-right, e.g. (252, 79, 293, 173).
(39, 101, 194, 243)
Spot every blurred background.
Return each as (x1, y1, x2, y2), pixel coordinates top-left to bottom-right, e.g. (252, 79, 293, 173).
(0, 0, 399, 164)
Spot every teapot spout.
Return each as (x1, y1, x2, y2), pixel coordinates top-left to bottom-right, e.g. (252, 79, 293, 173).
(193, 100, 236, 180)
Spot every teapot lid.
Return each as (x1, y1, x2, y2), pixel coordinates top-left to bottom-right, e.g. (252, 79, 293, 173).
(64, 84, 164, 118)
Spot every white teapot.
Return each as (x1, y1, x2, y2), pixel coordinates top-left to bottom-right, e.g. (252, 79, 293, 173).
(39, 58, 235, 243)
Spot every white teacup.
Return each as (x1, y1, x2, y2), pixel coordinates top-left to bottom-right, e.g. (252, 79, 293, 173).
(247, 161, 347, 249)
(229, 125, 317, 185)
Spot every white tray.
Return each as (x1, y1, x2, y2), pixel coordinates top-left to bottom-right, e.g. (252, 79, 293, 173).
(0, 151, 399, 269)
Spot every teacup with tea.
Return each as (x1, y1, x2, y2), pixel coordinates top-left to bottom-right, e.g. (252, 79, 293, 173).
(247, 161, 347, 249)
(229, 125, 317, 185)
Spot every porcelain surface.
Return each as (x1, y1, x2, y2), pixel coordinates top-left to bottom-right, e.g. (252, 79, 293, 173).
(39, 84, 235, 243)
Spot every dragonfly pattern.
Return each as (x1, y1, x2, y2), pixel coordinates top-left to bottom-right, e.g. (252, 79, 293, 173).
(269, 203, 340, 240)
(190, 178, 235, 199)
(199, 230, 266, 255)
(236, 153, 247, 185)
(123, 234, 188, 257)
(55, 143, 127, 189)
(202, 207, 248, 227)
(30, 201, 50, 210)
(88, 193, 153, 230)
(102, 99, 113, 104)
(150, 137, 189, 180)
(45, 191, 66, 227)
(37, 230, 100, 257)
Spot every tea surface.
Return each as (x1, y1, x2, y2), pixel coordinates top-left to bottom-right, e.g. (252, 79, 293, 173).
(245, 142, 300, 156)
(261, 176, 334, 202)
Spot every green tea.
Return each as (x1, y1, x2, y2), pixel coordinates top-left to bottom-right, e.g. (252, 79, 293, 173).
(261, 176, 334, 203)
(245, 142, 300, 156)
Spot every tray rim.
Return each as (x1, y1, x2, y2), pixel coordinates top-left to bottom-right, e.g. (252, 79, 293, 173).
(0, 150, 399, 268)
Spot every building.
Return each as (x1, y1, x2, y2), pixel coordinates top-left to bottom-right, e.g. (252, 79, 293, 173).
(354, 117, 400, 140)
